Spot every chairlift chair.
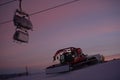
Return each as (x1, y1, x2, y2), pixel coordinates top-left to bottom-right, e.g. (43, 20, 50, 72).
(13, 9, 33, 30)
(13, 28, 29, 43)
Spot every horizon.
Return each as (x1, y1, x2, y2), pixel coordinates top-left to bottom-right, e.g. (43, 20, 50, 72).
(1, 53, 120, 74)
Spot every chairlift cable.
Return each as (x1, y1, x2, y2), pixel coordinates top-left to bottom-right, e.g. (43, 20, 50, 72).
(30, 0, 80, 16)
(0, 0, 16, 7)
(0, 0, 80, 25)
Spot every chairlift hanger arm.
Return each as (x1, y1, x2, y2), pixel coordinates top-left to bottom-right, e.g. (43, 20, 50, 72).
(19, 0, 22, 11)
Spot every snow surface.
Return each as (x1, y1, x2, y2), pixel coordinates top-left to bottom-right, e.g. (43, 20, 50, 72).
(8, 59, 120, 80)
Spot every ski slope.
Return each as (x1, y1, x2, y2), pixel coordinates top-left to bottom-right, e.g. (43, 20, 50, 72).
(8, 59, 120, 80)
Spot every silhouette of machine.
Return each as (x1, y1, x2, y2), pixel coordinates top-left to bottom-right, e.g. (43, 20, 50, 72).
(46, 47, 104, 74)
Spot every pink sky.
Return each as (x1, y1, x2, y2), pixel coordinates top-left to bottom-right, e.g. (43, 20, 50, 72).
(0, 0, 120, 73)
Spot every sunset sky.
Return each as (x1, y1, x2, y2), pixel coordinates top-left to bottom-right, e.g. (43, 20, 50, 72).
(0, 0, 120, 73)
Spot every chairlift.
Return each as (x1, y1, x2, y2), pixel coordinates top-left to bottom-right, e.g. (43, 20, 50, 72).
(13, 9, 33, 30)
(13, 28, 29, 43)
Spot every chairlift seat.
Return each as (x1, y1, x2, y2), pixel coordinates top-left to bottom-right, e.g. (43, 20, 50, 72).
(13, 29, 29, 43)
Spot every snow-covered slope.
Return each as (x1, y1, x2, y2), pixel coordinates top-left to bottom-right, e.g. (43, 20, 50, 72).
(8, 59, 120, 80)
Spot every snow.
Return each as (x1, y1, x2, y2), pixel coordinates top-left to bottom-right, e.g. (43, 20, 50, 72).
(8, 59, 120, 80)
(46, 65, 70, 74)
